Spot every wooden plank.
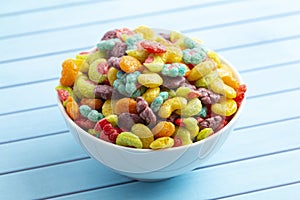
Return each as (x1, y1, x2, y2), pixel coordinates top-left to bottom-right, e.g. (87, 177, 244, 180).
(223, 182, 300, 200)
(1, 111, 300, 185)
(2, 0, 300, 62)
(1, 14, 300, 88)
(0, 0, 230, 37)
(0, 106, 67, 144)
(0, 159, 131, 200)
(1, 145, 299, 199)
(0, 133, 87, 175)
(0, 0, 91, 16)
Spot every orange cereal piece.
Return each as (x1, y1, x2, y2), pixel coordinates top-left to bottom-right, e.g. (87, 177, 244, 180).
(60, 59, 79, 87)
(152, 121, 175, 138)
(114, 98, 138, 115)
(119, 56, 143, 73)
(80, 98, 103, 110)
(65, 97, 80, 120)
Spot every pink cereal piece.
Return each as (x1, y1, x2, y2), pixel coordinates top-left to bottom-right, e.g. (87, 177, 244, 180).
(173, 136, 182, 147)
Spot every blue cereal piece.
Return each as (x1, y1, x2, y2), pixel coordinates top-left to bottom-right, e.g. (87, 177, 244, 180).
(125, 34, 143, 50)
(87, 110, 104, 122)
(161, 63, 187, 77)
(97, 38, 121, 51)
(150, 92, 169, 112)
(182, 48, 206, 65)
(113, 71, 142, 97)
(184, 37, 200, 49)
(79, 105, 92, 118)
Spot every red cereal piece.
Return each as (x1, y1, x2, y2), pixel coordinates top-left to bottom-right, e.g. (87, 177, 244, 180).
(140, 40, 167, 54)
(94, 118, 110, 132)
(174, 118, 185, 126)
(57, 89, 70, 102)
(108, 130, 119, 143)
(195, 117, 204, 124)
(100, 132, 111, 143)
(234, 84, 247, 107)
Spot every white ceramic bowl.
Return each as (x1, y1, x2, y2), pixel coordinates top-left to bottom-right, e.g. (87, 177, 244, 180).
(58, 54, 246, 181)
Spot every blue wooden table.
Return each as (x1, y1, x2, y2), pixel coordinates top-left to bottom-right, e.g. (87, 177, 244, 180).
(1, 0, 300, 199)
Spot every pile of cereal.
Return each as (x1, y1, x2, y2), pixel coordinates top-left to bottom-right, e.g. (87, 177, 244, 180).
(56, 26, 246, 149)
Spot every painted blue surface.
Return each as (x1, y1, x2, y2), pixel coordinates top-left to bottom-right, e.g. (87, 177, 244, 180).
(1, 0, 300, 199)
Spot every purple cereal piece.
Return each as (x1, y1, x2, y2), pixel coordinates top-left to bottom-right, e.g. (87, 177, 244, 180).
(162, 75, 185, 89)
(118, 113, 144, 130)
(107, 57, 121, 70)
(159, 33, 171, 41)
(139, 107, 157, 127)
(107, 42, 127, 58)
(199, 115, 223, 131)
(136, 97, 148, 113)
(197, 88, 221, 105)
(101, 30, 118, 40)
(94, 85, 113, 100)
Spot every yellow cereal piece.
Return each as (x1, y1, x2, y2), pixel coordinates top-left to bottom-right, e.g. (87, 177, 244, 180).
(137, 73, 163, 88)
(207, 50, 221, 67)
(116, 132, 143, 149)
(142, 87, 160, 104)
(196, 128, 214, 141)
(177, 98, 202, 117)
(158, 97, 187, 118)
(149, 137, 174, 150)
(211, 99, 237, 116)
(107, 67, 119, 86)
(187, 60, 216, 81)
(209, 79, 237, 99)
(102, 100, 114, 117)
(131, 123, 154, 149)
(134, 25, 155, 40)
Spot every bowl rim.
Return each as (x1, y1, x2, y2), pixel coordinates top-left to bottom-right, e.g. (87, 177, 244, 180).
(57, 54, 246, 153)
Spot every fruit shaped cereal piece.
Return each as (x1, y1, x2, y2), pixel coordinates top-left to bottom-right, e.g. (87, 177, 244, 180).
(65, 96, 80, 120)
(74, 73, 97, 99)
(140, 40, 167, 54)
(88, 58, 108, 83)
(126, 49, 149, 63)
(60, 59, 79, 87)
(131, 123, 154, 149)
(173, 127, 193, 146)
(196, 128, 214, 141)
(149, 137, 174, 149)
(80, 51, 106, 73)
(217, 63, 240, 89)
(143, 54, 165, 72)
(55, 85, 74, 104)
(137, 73, 163, 88)
(234, 84, 247, 108)
(134, 25, 156, 40)
(119, 55, 143, 73)
(114, 98, 138, 115)
(151, 121, 175, 138)
(187, 60, 216, 81)
(116, 132, 143, 148)
(80, 98, 103, 110)
(107, 67, 119, 86)
(142, 87, 160, 104)
(211, 99, 237, 116)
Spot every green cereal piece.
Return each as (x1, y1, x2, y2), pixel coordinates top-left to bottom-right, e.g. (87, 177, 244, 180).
(168, 89, 176, 98)
(116, 132, 143, 149)
(174, 127, 193, 146)
(177, 98, 202, 117)
(79, 105, 92, 117)
(149, 137, 174, 150)
(105, 114, 118, 127)
(80, 51, 103, 73)
(87, 110, 103, 122)
(76, 74, 96, 99)
(197, 128, 214, 141)
(131, 123, 154, 149)
(175, 87, 191, 98)
(182, 117, 199, 138)
(88, 129, 100, 137)
(88, 58, 107, 84)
